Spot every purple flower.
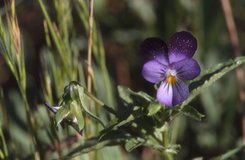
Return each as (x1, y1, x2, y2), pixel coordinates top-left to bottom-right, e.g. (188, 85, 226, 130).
(44, 102, 60, 113)
(140, 31, 201, 107)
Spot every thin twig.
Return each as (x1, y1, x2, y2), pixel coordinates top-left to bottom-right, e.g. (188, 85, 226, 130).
(220, 0, 245, 143)
(87, 0, 94, 93)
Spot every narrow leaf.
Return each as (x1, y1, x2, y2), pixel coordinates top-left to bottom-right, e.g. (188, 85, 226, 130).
(0, 150, 4, 159)
(125, 138, 145, 152)
(165, 144, 181, 154)
(70, 101, 85, 131)
(181, 56, 245, 108)
(55, 106, 70, 126)
(147, 102, 162, 116)
(67, 136, 125, 157)
(99, 108, 144, 140)
(80, 96, 105, 128)
(118, 86, 153, 106)
(211, 144, 245, 160)
(180, 106, 204, 121)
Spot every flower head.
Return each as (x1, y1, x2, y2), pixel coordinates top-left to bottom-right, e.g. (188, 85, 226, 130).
(140, 31, 201, 107)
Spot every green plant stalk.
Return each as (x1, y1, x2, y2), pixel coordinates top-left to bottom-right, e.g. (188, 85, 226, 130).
(0, 12, 40, 160)
(53, 0, 75, 80)
(37, 0, 73, 80)
(162, 123, 173, 160)
(0, 123, 8, 158)
(43, 20, 63, 157)
(75, 0, 115, 107)
(18, 82, 41, 160)
(2, 37, 40, 160)
(84, 89, 117, 116)
(41, 73, 62, 156)
(43, 17, 67, 98)
(97, 34, 115, 107)
(67, 138, 124, 159)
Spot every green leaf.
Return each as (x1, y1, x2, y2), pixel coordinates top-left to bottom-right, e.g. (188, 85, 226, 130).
(125, 138, 145, 152)
(67, 82, 105, 128)
(147, 102, 162, 116)
(99, 130, 130, 142)
(55, 105, 70, 126)
(153, 122, 168, 141)
(118, 86, 153, 107)
(70, 101, 85, 131)
(99, 107, 145, 140)
(180, 106, 205, 121)
(0, 150, 4, 159)
(79, 94, 105, 128)
(77, 84, 85, 101)
(67, 136, 125, 158)
(99, 115, 136, 139)
(181, 56, 245, 108)
(210, 144, 245, 160)
(165, 144, 181, 154)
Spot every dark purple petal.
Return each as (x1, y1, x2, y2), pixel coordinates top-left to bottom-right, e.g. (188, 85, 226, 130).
(172, 58, 201, 80)
(168, 31, 197, 63)
(142, 60, 166, 83)
(44, 103, 58, 113)
(156, 79, 189, 106)
(140, 37, 169, 65)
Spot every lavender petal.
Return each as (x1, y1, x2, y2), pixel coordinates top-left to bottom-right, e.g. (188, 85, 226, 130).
(168, 31, 197, 63)
(172, 58, 201, 80)
(156, 82, 173, 106)
(142, 60, 166, 83)
(157, 79, 189, 107)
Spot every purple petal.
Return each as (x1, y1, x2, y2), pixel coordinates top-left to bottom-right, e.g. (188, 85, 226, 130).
(156, 80, 189, 106)
(172, 58, 201, 80)
(168, 31, 197, 63)
(139, 37, 169, 65)
(142, 60, 166, 83)
(44, 103, 58, 113)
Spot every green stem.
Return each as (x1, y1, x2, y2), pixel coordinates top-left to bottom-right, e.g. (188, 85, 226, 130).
(0, 125, 8, 158)
(84, 90, 117, 116)
(18, 82, 40, 159)
(37, 0, 73, 79)
(98, 34, 115, 107)
(162, 123, 173, 160)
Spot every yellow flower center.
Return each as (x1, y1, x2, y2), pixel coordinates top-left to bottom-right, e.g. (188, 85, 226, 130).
(167, 74, 177, 85)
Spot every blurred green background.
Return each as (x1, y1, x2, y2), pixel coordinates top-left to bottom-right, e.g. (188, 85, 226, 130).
(1, 0, 245, 159)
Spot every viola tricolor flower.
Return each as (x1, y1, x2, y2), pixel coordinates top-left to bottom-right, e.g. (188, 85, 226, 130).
(140, 31, 201, 107)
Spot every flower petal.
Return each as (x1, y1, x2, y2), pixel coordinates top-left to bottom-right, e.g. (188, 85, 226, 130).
(157, 80, 189, 106)
(172, 58, 201, 80)
(168, 31, 197, 63)
(142, 60, 166, 83)
(44, 103, 59, 113)
(156, 82, 173, 106)
(139, 37, 169, 65)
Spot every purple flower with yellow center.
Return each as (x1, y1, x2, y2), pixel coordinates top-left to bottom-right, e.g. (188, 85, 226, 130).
(141, 31, 201, 107)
